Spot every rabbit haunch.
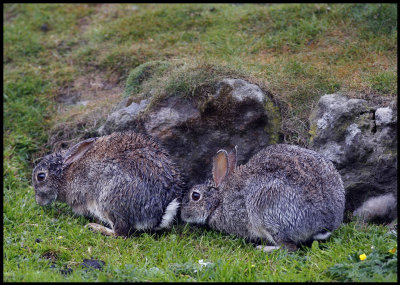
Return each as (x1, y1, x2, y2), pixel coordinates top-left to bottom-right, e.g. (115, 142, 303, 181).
(181, 144, 345, 251)
(32, 131, 185, 236)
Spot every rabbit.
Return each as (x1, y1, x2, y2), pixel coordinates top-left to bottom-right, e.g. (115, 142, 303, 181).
(180, 144, 345, 252)
(32, 131, 185, 237)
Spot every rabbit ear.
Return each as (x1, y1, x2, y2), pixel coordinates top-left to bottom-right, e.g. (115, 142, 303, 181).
(212, 149, 228, 187)
(33, 156, 44, 166)
(227, 145, 237, 175)
(63, 137, 97, 165)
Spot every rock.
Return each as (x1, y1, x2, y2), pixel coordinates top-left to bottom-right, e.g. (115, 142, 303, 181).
(98, 78, 281, 187)
(309, 93, 397, 223)
(219, 78, 265, 103)
(98, 98, 149, 135)
(375, 107, 394, 128)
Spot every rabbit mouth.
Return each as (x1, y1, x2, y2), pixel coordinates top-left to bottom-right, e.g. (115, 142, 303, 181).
(181, 211, 207, 224)
(35, 193, 57, 206)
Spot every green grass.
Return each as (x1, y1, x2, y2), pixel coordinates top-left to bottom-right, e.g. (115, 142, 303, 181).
(3, 200, 398, 282)
(3, 3, 397, 282)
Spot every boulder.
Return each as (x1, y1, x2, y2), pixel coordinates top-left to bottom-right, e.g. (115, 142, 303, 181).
(98, 78, 281, 187)
(309, 93, 397, 223)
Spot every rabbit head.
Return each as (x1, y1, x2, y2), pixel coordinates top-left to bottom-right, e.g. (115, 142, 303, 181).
(32, 137, 97, 206)
(181, 146, 237, 224)
(32, 153, 64, 206)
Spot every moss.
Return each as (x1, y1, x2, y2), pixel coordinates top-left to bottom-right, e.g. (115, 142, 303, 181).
(161, 62, 245, 100)
(331, 120, 352, 142)
(354, 112, 375, 132)
(264, 97, 282, 145)
(308, 122, 318, 144)
(140, 61, 248, 111)
(124, 60, 171, 98)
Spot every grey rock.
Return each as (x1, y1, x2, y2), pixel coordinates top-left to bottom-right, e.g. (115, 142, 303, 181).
(98, 78, 280, 187)
(310, 94, 369, 145)
(309, 93, 397, 223)
(217, 78, 265, 103)
(144, 98, 201, 140)
(98, 99, 149, 135)
(375, 107, 394, 128)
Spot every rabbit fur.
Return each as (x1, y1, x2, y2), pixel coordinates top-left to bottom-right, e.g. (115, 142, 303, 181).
(32, 131, 185, 236)
(180, 144, 345, 251)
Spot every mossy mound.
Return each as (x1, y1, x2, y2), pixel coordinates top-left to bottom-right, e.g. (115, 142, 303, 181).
(100, 60, 283, 185)
(124, 60, 171, 98)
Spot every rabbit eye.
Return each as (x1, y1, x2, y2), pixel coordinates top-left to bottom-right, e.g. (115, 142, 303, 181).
(37, 172, 46, 182)
(191, 191, 201, 201)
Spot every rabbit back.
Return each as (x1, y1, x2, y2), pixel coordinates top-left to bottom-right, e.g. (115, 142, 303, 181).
(224, 144, 345, 245)
(59, 132, 185, 235)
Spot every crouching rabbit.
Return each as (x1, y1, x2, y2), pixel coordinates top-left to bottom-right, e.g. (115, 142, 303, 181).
(181, 144, 345, 252)
(32, 131, 185, 237)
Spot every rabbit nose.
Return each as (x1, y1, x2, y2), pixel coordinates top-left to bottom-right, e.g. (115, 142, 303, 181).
(35, 195, 45, 205)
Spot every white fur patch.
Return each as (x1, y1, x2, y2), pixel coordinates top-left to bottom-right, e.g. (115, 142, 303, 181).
(313, 231, 332, 240)
(353, 193, 396, 222)
(156, 198, 180, 230)
(256, 245, 281, 252)
(87, 200, 113, 229)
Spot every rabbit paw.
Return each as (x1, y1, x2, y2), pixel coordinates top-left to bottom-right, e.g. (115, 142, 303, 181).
(256, 245, 281, 252)
(85, 223, 117, 237)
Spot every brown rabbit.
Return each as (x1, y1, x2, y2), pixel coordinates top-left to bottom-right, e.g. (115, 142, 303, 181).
(32, 131, 185, 237)
(181, 144, 345, 251)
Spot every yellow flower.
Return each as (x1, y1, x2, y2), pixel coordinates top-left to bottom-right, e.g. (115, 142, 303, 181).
(359, 253, 367, 261)
(388, 248, 396, 254)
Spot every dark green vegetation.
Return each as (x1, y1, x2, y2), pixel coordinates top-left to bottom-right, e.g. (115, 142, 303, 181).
(4, 3, 397, 282)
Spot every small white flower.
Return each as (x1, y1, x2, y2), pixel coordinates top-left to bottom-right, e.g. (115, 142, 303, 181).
(198, 259, 213, 268)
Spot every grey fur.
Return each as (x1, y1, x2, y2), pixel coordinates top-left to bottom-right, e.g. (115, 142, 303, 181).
(32, 131, 185, 236)
(353, 193, 397, 223)
(181, 144, 345, 251)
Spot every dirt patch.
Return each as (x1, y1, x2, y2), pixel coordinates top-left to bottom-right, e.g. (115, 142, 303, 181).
(78, 15, 92, 33)
(41, 250, 58, 262)
(48, 72, 124, 152)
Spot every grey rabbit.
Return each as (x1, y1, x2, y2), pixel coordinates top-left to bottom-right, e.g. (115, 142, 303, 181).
(180, 144, 345, 252)
(32, 131, 185, 237)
